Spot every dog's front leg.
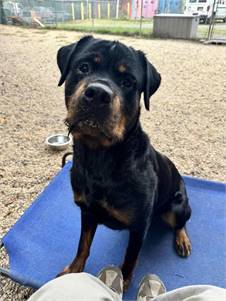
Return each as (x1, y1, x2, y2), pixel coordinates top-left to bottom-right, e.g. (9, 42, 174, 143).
(59, 211, 97, 276)
(121, 227, 147, 291)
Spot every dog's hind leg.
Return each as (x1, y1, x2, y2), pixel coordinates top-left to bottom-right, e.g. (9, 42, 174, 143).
(161, 187, 192, 257)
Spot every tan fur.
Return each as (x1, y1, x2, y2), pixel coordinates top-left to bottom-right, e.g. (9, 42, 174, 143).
(161, 211, 176, 228)
(101, 200, 133, 226)
(110, 96, 126, 140)
(74, 80, 87, 100)
(162, 212, 191, 257)
(67, 82, 125, 147)
(74, 192, 87, 205)
(112, 95, 121, 115)
(112, 115, 126, 140)
(176, 228, 190, 246)
(94, 56, 101, 64)
(81, 229, 93, 256)
(175, 227, 192, 257)
(118, 64, 127, 73)
(67, 80, 87, 120)
(66, 227, 95, 274)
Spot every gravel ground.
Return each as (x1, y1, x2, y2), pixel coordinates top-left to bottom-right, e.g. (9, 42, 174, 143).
(0, 25, 225, 300)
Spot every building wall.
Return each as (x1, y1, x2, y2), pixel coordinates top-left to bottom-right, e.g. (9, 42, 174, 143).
(158, 0, 184, 14)
(132, 0, 158, 18)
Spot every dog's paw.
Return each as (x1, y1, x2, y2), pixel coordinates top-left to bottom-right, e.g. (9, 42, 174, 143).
(122, 272, 133, 292)
(57, 261, 85, 278)
(123, 278, 131, 292)
(121, 265, 133, 291)
(56, 265, 71, 278)
(175, 229, 192, 257)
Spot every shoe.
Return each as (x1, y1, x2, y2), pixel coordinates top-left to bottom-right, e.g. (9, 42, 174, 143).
(136, 274, 166, 301)
(97, 266, 123, 298)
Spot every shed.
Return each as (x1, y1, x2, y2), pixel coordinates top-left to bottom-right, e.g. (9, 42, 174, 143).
(153, 13, 199, 39)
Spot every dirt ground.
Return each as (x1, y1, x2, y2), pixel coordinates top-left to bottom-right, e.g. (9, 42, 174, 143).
(0, 25, 225, 300)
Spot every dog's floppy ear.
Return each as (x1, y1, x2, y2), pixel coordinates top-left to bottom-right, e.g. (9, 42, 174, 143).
(139, 51, 161, 110)
(57, 35, 93, 86)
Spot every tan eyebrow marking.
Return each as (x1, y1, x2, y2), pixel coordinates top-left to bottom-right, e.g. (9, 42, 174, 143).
(94, 56, 101, 63)
(118, 64, 127, 73)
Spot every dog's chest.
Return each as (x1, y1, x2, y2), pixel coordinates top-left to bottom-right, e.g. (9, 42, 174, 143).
(71, 147, 148, 229)
(75, 191, 133, 229)
(73, 171, 134, 229)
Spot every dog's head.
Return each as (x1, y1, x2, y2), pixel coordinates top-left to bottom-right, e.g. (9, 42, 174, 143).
(57, 36, 161, 148)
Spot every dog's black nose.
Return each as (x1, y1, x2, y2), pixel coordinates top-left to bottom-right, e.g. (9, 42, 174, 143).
(84, 83, 113, 104)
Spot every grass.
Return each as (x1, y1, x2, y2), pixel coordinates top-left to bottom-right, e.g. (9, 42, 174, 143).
(198, 25, 226, 39)
(45, 19, 226, 39)
(46, 19, 153, 38)
(2, 18, 225, 40)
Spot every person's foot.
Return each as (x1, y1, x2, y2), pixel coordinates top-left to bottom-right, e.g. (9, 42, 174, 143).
(136, 274, 166, 301)
(97, 266, 123, 298)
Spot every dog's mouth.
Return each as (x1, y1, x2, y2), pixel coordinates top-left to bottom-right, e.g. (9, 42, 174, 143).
(78, 119, 101, 130)
(65, 118, 113, 140)
(65, 81, 126, 147)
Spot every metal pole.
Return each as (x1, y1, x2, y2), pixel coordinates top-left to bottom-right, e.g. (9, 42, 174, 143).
(88, 2, 91, 19)
(108, 1, 110, 19)
(116, 0, 119, 19)
(81, 2, 84, 20)
(86, 0, 89, 19)
(98, 1, 101, 18)
(127, 1, 130, 19)
(139, 0, 144, 36)
(55, 0, 58, 26)
(91, 1, 94, 31)
(207, 0, 217, 40)
(209, 0, 219, 40)
(72, 3, 75, 20)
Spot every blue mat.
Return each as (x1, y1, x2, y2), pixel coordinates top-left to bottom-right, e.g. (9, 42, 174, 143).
(1, 161, 226, 299)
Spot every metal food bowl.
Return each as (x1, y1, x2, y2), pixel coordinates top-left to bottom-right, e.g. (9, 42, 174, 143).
(45, 134, 72, 151)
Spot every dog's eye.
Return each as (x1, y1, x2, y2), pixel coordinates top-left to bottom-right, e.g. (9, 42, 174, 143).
(120, 78, 133, 88)
(78, 63, 90, 74)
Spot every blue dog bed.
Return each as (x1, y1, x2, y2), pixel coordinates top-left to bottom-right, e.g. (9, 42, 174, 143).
(1, 161, 226, 300)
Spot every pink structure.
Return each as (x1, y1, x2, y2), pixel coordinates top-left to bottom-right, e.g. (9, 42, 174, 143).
(132, 0, 158, 18)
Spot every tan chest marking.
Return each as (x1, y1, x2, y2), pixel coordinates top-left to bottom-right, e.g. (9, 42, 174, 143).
(101, 200, 133, 226)
(74, 193, 133, 226)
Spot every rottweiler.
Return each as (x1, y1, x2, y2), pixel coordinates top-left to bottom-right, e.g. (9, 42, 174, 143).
(57, 36, 192, 290)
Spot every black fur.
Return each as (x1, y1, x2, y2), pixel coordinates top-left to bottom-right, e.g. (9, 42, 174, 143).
(57, 36, 191, 288)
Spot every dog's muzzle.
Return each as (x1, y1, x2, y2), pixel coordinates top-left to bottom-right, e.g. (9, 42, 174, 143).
(83, 82, 114, 106)
(65, 79, 124, 144)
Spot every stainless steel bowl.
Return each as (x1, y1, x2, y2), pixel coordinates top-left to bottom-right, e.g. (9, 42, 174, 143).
(45, 134, 72, 151)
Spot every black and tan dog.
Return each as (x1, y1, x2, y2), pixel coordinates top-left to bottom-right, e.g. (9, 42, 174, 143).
(57, 36, 191, 289)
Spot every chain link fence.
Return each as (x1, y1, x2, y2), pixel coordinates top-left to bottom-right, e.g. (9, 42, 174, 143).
(0, 0, 226, 40)
(1, 0, 136, 25)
